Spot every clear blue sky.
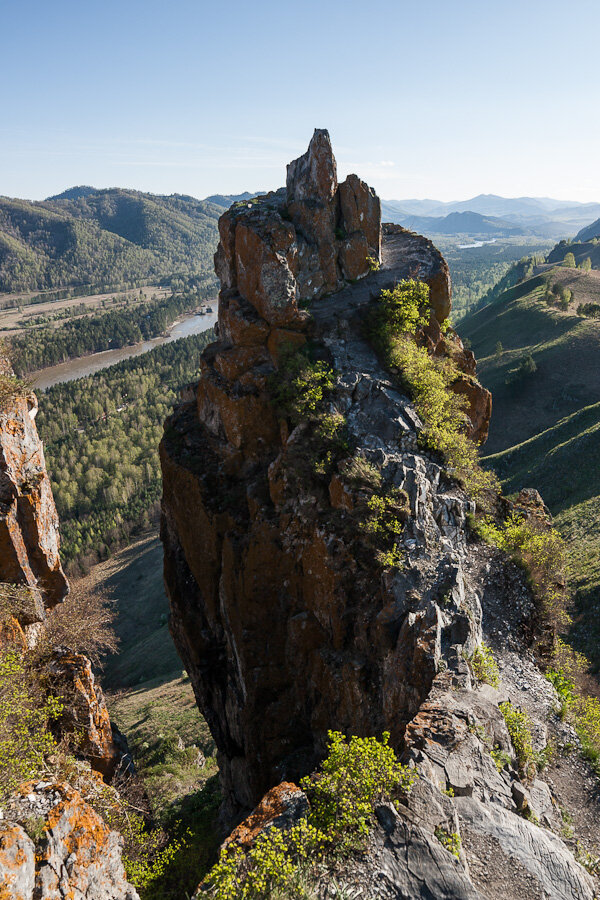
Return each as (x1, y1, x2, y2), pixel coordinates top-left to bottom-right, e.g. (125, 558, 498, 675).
(2, 0, 598, 202)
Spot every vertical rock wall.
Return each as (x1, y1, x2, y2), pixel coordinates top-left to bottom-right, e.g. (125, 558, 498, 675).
(160, 130, 493, 814)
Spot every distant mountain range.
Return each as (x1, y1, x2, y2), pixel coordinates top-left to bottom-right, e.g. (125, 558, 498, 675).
(3, 184, 600, 296)
(381, 194, 600, 239)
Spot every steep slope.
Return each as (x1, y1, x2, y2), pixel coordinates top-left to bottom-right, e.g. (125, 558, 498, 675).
(575, 218, 600, 242)
(547, 236, 600, 268)
(459, 268, 600, 665)
(0, 189, 220, 292)
(160, 131, 597, 899)
(0, 364, 139, 898)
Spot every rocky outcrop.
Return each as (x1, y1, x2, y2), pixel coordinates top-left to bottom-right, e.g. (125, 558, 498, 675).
(47, 651, 131, 779)
(0, 783, 140, 900)
(161, 131, 595, 898)
(0, 372, 137, 897)
(160, 131, 492, 813)
(0, 384, 68, 621)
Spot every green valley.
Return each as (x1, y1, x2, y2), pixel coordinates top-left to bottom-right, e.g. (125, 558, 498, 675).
(459, 252, 600, 667)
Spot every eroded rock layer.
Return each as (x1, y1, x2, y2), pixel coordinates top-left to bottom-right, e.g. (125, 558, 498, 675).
(162, 132, 596, 899)
(160, 131, 491, 812)
(0, 387, 68, 613)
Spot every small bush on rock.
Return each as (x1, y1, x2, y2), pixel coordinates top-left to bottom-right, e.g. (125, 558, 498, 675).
(203, 732, 417, 898)
(434, 827, 462, 860)
(367, 279, 497, 499)
(0, 649, 63, 799)
(467, 642, 500, 688)
(270, 346, 335, 426)
(499, 701, 536, 776)
(546, 639, 600, 774)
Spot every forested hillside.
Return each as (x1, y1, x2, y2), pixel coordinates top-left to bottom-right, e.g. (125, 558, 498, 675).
(36, 329, 215, 573)
(9, 284, 214, 373)
(0, 189, 221, 292)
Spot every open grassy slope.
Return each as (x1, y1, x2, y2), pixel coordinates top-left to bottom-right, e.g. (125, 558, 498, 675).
(459, 269, 600, 666)
(76, 532, 217, 815)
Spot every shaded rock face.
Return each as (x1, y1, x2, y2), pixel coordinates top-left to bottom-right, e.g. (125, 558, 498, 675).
(47, 651, 131, 780)
(160, 131, 493, 814)
(0, 783, 140, 900)
(0, 389, 68, 618)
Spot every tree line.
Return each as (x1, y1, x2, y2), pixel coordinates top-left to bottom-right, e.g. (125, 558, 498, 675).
(35, 329, 215, 575)
(10, 286, 216, 374)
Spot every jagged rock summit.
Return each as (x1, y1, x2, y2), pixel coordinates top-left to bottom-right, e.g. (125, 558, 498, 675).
(161, 133, 593, 898)
(160, 127, 490, 809)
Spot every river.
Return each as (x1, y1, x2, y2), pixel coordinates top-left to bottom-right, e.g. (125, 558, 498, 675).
(30, 307, 218, 391)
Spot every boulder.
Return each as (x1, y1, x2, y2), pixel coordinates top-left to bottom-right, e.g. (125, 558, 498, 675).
(0, 784, 139, 900)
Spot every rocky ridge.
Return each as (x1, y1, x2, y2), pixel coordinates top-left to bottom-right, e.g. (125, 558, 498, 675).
(161, 131, 598, 898)
(0, 371, 139, 899)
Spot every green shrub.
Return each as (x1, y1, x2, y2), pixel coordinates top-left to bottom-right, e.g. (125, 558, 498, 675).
(367, 280, 498, 499)
(366, 255, 380, 273)
(467, 642, 500, 688)
(204, 731, 417, 898)
(0, 650, 63, 800)
(371, 279, 430, 338)
(434, 827, 461, 859)
(270, 348, 336, 425)
(490, 748, 511, 772)
(546, 640, 600, 773)
(473, 514, 568, 635)
(302, 731, 417, 851)
(499, 701, 535, 774)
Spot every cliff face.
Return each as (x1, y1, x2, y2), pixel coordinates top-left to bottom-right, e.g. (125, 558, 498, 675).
(0, 371, 138, 900)
(160, 130, 492, 813)
(0, 385, 68, 620)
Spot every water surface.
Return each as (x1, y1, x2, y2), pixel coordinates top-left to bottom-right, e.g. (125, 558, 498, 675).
(31, 308, 218, 390)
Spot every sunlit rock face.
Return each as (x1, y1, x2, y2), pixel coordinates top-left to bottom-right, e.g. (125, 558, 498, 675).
(0, 385, 68, 615)
(160, 130, 492, 816)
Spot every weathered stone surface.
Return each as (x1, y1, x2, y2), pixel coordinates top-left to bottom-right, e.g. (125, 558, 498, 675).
(456, 795, 595, 900)
(0, 824, 35, 899)
(0, 390, 68, 616)
(339, 172, 381, 257)
(286, 129, 337, 203)
(47, 651, 126, 779)
(0, 784, 139, 900)
(451, 376, 493, 445)
(338, 231, 370, 281)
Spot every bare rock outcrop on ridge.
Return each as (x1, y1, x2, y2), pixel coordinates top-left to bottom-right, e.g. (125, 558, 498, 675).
(161, 131, 596, 899)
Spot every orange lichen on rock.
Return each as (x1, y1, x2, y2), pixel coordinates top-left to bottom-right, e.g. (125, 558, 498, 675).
(0, 390, 68, 614)
(223, 782, 307, 852)
(47, 652, 123, 779)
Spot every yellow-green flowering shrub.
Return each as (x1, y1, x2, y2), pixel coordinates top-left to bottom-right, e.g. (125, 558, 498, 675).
(204, 731, 417, 897)
(499, 701, 534, 774)
(474, 514, 568, 634)
(302, 731, 417, 851)
(0, 650, 63, 799)
(467, 642, 500, 688)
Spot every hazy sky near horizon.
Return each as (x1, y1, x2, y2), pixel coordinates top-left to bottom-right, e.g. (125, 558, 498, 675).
(2, 0, 598, 203)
